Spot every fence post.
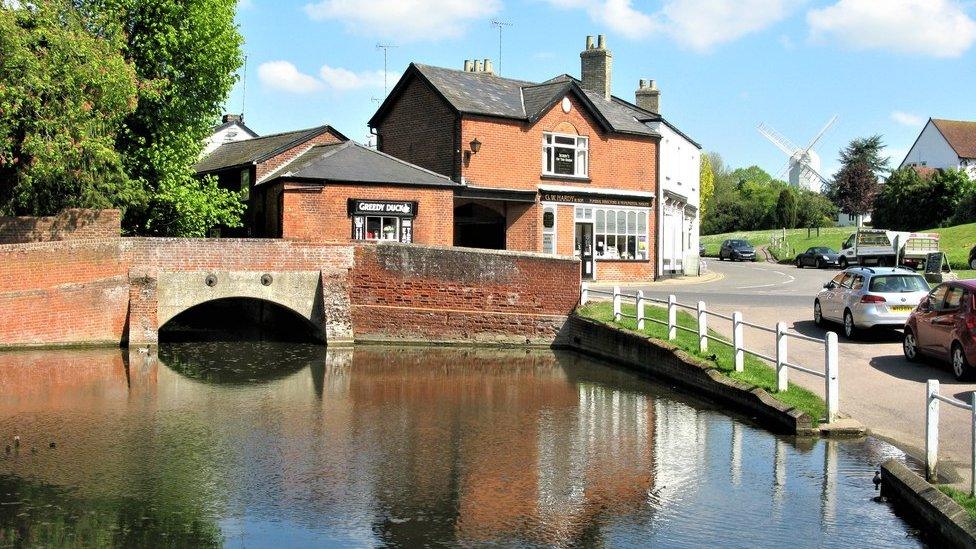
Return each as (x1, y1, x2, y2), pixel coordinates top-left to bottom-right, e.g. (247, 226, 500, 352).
(580, 282, 589, 306)
(697, 301, 707, 353)
(636, 290, 645, 331)
(667, 295, 677, 341)
(971, 392, 976, 497)
(775, 322, 788, 392)
(825, 332, 839, 423)
(926, 379, 939, 482)
(733, 311, 744, 372)
(612, 286, 621, 322)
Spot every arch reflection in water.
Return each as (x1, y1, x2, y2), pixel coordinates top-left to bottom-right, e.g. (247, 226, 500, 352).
(0, 345, 927, 547)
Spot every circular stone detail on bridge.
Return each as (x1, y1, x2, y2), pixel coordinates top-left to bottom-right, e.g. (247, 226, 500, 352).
(205, 274, 218, 287)
(261, 273, 273, 286)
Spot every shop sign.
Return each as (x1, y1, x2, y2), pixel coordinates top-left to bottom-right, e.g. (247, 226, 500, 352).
(347, 199, 418, 217)
(539, 191, 652, 208)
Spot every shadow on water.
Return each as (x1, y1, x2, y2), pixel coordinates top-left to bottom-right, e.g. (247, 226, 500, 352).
(159, 341, 327, 386)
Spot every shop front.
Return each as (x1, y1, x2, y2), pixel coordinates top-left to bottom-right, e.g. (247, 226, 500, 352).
(349, 199, 418, 243)
(538, 185, 655, 282)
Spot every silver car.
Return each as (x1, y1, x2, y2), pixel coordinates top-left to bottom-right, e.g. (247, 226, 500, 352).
(814, 267, 930, 339)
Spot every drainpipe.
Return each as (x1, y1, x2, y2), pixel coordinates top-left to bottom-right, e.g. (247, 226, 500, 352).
(655, 136, 663, 281)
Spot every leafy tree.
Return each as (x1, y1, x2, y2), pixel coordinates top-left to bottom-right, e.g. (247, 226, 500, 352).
(871, 167, 925, 230)
(775, 188, 797, 229)
(873, 167, 975, 230)
(825, 136, 888, 216)
(699, 154, 714, 219)
(82, 0, 245, 236)
(796, 189, 837, 228)
(0, 1, 141, 215)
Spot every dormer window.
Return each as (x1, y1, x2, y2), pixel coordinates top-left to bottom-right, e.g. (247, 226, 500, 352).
(543, 132, 588, 177)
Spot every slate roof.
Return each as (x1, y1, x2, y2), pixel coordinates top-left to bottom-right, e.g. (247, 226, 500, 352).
(194, 125, 345, 174)
(931, 119, 976, 159)
(266, 141, 460, 188)
(370, 63, 660, 138)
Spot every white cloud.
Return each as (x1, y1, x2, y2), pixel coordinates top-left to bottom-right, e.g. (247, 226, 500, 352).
(257, 61, 324, 94)
(319, 65, 396, 91)
(807, 0, 976, 58)
(542, 0, 801, 52)
(303, 0, 501, 42)
(891, 111, 924, 127)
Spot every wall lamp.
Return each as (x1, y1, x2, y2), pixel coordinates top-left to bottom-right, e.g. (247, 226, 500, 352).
(465, 137, 482, 163)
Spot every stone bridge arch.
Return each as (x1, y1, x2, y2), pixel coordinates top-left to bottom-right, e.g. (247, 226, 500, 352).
(128, 270, 336, 345)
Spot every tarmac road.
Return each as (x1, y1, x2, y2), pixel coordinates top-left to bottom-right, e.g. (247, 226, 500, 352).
(597, 258, 976, 485)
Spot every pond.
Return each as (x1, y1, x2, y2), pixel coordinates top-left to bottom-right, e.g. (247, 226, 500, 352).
(0, 343, 927, 547)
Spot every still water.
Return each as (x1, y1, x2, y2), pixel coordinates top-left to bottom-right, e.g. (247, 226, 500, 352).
(0, 343, 925, 547)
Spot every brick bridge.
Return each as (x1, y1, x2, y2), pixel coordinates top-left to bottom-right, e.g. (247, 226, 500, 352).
(0, 237, 580, 348)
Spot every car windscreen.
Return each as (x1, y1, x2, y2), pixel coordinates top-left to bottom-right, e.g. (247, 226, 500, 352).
(868, 275, 929, 293)
(812, 247, 835, 254)
(730, 240, 751, 248)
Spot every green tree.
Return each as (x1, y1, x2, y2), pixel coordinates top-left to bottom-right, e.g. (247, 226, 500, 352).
(83, 0, 246, 236)
(874, 167, 975, 230)
(871, 167, 925, 230)
(796, 189, 837, 228)
(775, 188, 797, 229)
(699, 154, 714, 219)
(825, 135, 888, 216)
(0, 1, 141, 215)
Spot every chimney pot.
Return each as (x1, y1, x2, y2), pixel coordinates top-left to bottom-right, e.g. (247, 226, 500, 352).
(597, 34, 606, 49)
(483, 58, 493, 75)
(635, 78, 660, 114)
(463, 60, 473, 72)
(580, 34, 612, 100)
(475, 60, 484, 72)
(222, 113, 242, 124)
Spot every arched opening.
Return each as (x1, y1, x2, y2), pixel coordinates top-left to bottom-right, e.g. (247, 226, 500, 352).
(159, 297, 323, 343)
(453, 202, 505, 249)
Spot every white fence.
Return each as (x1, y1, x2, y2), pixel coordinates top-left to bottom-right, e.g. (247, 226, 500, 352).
(925, 379, 976, 495)
(581, 283, 840, 423)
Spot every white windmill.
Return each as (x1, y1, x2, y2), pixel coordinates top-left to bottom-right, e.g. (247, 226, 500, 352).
(757, 116, 838, 193)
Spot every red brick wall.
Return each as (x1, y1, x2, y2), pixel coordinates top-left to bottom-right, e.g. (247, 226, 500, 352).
(278, 181, 454, 245)
(460, 96, 656, 193)
(0, 209, 120, 244)
(0, 238, 579, 347)
(255, 130, 345, 182)
(350, 242, 579, 343)
(374, 76, 458, 179)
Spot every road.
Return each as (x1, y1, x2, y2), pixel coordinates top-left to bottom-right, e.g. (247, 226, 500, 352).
(598, 259, 976, 484)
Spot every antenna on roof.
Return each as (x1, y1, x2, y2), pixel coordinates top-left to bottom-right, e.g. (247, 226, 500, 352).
(490, 19, 512, 76)
(375, 43, 398, 97)
(240, 54, 248, 120)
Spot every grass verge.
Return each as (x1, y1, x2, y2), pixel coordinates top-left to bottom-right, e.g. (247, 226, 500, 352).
(939, 485, 976, 520)
(577, 301, 826, 425)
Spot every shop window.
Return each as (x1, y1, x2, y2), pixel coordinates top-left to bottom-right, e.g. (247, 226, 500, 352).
(542, 206, 556, 254)
(349, 199, 416, 243)
(543, 132, 588, 177)
(592, 207, 648, 261)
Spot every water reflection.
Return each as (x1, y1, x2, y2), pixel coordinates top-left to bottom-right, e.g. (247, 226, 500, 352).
(0, 345, 926, 547)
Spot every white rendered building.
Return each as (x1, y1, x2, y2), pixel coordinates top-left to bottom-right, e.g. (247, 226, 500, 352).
(203, 114, 258, 157)
(900, 118, 976, 178)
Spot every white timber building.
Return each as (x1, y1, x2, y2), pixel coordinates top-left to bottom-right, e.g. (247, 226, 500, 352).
(203, 114, 258, 157)
(900, 118, 976, 178)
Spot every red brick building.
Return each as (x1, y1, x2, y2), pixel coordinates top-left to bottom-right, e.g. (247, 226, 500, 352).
(369, 36, 660, 281)
(195, 125, 458, 243)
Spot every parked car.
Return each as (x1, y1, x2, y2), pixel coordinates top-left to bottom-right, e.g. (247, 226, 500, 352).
(904, 281, 976, 381)
(969, 245, 976, 270)
(719, 239, 755, 262)
(795, 247, 840, 269)
(699, 242, 706, 257)
(814, 267, 930, 339)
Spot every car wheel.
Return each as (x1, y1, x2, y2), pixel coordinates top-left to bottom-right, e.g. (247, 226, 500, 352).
(816, 259, 823, 269)
(796, 258, 803, 268)
(903, 328, 919, 362)
(814, 300, 824, 326)
(838, 257, 848, 269)
(843, 310, 857, 339)
(952, 343, 975, 381)
(970, 257, 976, 270)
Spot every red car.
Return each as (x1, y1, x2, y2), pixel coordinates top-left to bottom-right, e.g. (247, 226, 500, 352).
(904, 280, 976, 381)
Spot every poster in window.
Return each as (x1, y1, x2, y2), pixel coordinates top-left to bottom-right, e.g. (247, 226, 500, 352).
(353, 216, 365, 240)
(543, 211, 555, 229)
(554, 148, 575, 175)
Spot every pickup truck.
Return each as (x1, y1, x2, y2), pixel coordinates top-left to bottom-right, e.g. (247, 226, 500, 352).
(838, 229, 940, 269)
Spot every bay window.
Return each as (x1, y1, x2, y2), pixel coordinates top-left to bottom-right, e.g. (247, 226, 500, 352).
(543, 133, 588, 177)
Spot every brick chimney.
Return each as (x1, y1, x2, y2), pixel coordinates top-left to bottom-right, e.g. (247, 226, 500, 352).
(222, 113, 242, 124)
(580, 34, 612, 101)
(635, 79, 660, 114)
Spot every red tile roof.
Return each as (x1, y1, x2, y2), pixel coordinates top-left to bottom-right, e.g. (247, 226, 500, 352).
(932, 119, 976, 159)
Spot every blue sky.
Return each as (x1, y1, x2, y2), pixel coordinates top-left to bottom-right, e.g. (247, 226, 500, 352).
(229, 0, 976, 180)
